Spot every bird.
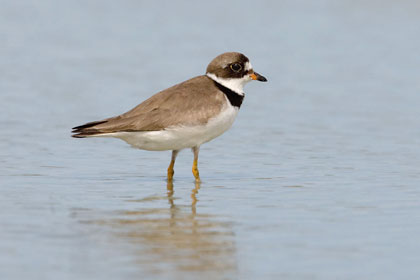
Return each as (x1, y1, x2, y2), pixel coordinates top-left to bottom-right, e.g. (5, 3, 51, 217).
(72, 52, 267, 182)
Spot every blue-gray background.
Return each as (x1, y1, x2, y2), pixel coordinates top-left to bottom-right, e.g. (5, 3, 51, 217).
(1, 1, 420, 279)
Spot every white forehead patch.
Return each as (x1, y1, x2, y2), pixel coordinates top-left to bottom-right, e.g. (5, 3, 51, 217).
(244, 61, 253, 71)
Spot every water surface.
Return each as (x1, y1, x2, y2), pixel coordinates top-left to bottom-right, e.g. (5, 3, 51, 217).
(1, 1, 420, 279)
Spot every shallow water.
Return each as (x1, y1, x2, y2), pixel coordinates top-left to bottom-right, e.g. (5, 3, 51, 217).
(1, 1, 420, 279)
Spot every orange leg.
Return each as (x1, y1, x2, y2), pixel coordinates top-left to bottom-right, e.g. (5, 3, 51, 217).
(192, 146, 201, 182)
(167, 150, 179, 181)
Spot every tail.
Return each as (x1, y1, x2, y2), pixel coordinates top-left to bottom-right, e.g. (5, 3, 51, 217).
(71, 120, 108, 138)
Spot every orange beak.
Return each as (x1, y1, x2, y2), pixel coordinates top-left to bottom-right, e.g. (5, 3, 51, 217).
(249, 72, 267, 82)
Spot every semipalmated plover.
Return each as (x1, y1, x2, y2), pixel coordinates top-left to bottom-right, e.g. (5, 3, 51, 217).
(72, 52, 267, 181)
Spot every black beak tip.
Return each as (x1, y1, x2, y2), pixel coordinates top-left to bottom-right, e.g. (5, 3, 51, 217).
(254, 72, 267, 82)
(258, 75, 267, 82)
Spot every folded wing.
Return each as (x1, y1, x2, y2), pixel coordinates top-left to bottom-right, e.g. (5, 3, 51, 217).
(72, 76, 224, 138)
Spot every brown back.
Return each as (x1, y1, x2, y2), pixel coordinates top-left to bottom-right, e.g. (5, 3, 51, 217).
(72, 75, 226, 136)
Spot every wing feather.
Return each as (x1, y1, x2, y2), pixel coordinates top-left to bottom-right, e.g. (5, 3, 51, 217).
(72, 76, 225, 137)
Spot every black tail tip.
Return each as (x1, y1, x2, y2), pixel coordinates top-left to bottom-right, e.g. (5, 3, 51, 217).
(71, 133, 87, 138)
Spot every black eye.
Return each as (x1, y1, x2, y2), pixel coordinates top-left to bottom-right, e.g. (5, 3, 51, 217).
(230, 63, 242, 72)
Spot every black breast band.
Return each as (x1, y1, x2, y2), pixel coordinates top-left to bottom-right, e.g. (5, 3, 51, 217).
(212, 80, 244, 108)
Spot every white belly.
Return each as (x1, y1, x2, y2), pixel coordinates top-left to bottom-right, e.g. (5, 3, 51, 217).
(98, 104, 239, 151)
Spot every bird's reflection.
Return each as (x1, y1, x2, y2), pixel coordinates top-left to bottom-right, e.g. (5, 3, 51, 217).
(82, 180, 237, 278)
(166, 179, 199, 215)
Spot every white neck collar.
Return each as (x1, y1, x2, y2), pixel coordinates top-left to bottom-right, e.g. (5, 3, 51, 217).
(206, 73, 252, 96)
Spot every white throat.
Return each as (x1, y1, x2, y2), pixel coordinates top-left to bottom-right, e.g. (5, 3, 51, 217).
(206, 73, 251, 96)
